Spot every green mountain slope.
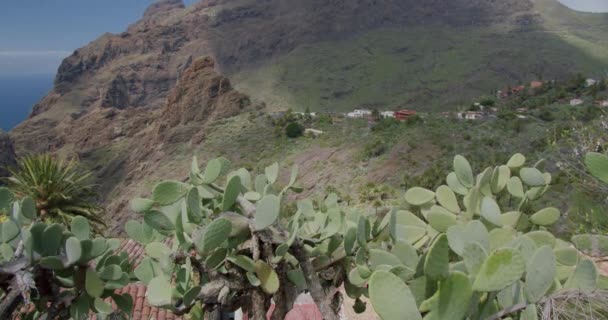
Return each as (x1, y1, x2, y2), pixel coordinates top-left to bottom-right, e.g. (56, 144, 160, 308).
(233, 25, 608, 112)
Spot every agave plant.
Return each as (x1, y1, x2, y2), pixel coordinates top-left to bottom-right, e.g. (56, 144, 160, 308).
(6, 154, 105, 232)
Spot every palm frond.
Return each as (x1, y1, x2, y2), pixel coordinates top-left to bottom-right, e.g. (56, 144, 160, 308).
(6, 154, 106, 233)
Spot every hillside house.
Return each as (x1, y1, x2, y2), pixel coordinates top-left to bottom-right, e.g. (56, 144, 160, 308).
(457, 111, 485, 120)
(586, 78, 598, 87)
(530, 81, 543, 89)
(381, 111, 395, 118)
(570, 99, 584, 106)
(395, 110, 417, 121)
(598, 100, 608, 108)
(304, 128, 323, 137)
(294, 112, 317, 117)
(497, 85, 526, 99)
(346, 109, 371, 118)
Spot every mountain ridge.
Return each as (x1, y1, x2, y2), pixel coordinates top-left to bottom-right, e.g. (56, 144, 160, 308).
(7, 0, 608, 232)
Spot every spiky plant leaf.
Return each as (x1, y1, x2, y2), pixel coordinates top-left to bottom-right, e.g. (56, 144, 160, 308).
(463, 242, 488, 275)
(222, 175, 241, 211)
(473, 248, 525, 292)
(369, 249, 402, 270)
(527, 231, 556, 248)
(554, 247, 579, 266)
(42, 223, 63, 255)
(130, 198, 155, 213)
(525, 246, 556, 303)
(199, 218, 231, 254)
(21, 196, 36, 219)
(454, 155, 474, 188)
(70, 216, 90, 240)
(265, 162, 279, 184)
(424, 234, 449, 281)
(186, 188, 203, 223)
(491, 165, 511, 194)
(85, 269, 104, 298)
(94, 298, 113, 314)
(438, 272, 472, 320)
(1, 220, 19, 243)
(585, 152, 608, 184)
(202, 158, 223, 184)
(447, 220, 490, 256)
(0, 187, 13, 212)
(404, 187, 435, 206)
(507, 177, 524, 198)
(147, 276, 173, 306)
(227, 255, 256, 273)
(100, 265, 123, 281)
(519, 168, 546, 187)
(253, 195, 280, 230)
(65, 237, 82, 265)
(369, 270, 422, 320)
(436, 185, 459, 213)
(113, 294, 133, 317)
(254, 261, 280, 294)
(480, 197, 502, 226)
(530, 207, 560, 226)
(571, 234, 608, 257)
(446, 172, 469, 195)
(144, 210, 175, 235)
(7, 155, 105, 231)
(0, 243, 13, 261)
(507, 153, 526, 169)
(427, 209, 457, 232)
(564, 259, 598, 289)
(152, 181, 189, 206)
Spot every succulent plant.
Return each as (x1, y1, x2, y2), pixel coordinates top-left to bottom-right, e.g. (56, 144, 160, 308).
(1, 153, 606, 320)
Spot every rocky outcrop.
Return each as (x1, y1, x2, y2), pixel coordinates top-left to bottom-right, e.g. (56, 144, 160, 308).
(0, 130, 16, 181)
(100, 75, 131, 109)
(160, 57, 250, 127)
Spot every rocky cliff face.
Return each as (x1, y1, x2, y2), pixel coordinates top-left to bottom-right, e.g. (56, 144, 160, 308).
(0, 130, 16, 181)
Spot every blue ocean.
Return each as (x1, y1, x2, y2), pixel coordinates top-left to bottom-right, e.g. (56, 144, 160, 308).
(0, 74, 54, 131)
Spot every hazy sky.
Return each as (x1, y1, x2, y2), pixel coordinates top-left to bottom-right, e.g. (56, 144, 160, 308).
(558, 0, 608, 12)
(0, 0, 197, 75)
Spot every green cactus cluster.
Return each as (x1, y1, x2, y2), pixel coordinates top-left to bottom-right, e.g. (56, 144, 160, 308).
(364, 154, 608, 320)
(0, 187, 133, 320)
(0, 152, 607, 320)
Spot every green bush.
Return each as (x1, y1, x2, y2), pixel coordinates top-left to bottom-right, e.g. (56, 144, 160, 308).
(285, 122, 304, 138)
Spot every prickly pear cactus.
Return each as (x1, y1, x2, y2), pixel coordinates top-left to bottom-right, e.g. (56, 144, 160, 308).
(364, 154, 607, 320)
(0, 187, 133, 319)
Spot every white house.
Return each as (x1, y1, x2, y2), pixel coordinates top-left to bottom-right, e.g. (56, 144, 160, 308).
(586, 78, 598, 87)
(457, 111, 485, 120)
(600, 100, 608, 108)
(570, 99, 584, 106)
(294, 112, 316, 117)
(346, 109, 372, 118)
(304, 128, 323, 136)
(381, 111, 395, 118)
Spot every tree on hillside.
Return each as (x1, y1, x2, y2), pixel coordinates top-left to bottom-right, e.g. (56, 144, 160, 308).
(285, 122, 304, 138)
(6, 154, 105, 232)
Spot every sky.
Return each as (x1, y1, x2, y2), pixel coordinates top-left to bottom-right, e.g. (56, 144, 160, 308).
(0, 0, 606, 75)
(558, 0, 608, 12)
(0, 0, 198, 75)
